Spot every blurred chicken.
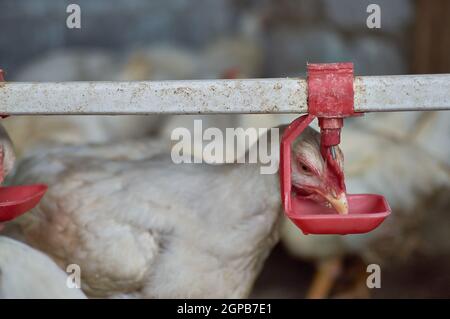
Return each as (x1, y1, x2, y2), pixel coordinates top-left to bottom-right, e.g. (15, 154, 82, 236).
(197, 37, 264, 80)
(112, 36, 265, 152)
(0, 123, 86, 299)
(10, 135, 276, 298)
(3, 49, 161, 156)
(281, 111, 450, 298)
(0, 124, 16, 185)
(120, 44, 200, 81)
(0, 236, 87, 299)
(8, 123, 349, 298)
(160, 36, 264, 163)
(4, 35, 264, 160)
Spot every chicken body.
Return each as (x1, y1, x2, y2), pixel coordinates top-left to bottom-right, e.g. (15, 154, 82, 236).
(11, 138, 281, 298)
(0, 236, 87, 299)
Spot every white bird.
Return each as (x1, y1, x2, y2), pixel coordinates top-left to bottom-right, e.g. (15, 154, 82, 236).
(0, 123, 86, 299)
(0, 236, 87, 299)
(10, 138, 277, 298)
(10, 125, 350, 298)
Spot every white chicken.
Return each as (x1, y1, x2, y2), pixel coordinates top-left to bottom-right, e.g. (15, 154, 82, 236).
(281, 111, 450, 298)
(10, 123, 351, 298)
(10, 137, 278, 298)
(0, 124, 86, 299)
(0, 236, 87, 299)
(2, 48, 167, 156)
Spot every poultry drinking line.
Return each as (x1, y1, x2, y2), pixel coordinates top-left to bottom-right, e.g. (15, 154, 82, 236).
(0, 63, 449, 235)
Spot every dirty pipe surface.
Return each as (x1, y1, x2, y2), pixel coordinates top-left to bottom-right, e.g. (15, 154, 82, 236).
(0, 74, 449, 115)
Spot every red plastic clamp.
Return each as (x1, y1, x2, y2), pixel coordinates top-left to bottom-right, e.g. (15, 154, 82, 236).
(307, 62, 361, 148)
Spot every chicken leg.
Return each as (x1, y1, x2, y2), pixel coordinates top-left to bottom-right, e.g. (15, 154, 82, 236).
(306, 256, 342, 299)
(331, 256, 371, 299)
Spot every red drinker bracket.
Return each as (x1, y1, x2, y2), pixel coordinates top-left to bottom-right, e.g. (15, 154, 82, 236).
(279, 63, 391, 235)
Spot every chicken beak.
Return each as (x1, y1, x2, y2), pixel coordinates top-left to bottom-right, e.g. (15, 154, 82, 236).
(325, 192, 349, 215)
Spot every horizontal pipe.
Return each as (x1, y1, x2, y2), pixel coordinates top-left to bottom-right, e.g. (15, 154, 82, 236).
(0, 78, 308, 115)
(354, 74, 450, 112)
(0, 74, 449, 115)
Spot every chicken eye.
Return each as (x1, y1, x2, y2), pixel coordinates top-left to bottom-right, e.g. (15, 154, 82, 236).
(295, 157, 313, 175)
(300, 164, 311, 174)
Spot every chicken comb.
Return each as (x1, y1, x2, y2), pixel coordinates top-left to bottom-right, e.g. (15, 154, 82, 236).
(221, 67, 240, 80)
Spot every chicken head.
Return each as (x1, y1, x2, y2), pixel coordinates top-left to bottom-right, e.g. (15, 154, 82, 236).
(290, 126, 348, 214)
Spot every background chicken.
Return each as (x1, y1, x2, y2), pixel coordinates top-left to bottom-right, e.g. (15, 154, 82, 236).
(2, 49, 162, 156)
(0, 236, 87, 299)
(4, 36, 262, 162)
(157, 36, 264, 163)
(281, 111, 450, 298)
